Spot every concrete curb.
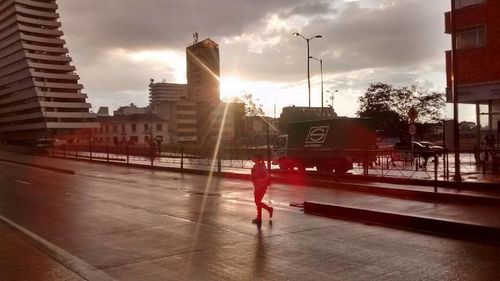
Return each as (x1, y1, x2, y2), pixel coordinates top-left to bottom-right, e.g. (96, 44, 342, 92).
(289, 178, 500, 206)
(0, 158, 75, 175)
(273, 170, 500, 190)
(304, 201, 500, 245)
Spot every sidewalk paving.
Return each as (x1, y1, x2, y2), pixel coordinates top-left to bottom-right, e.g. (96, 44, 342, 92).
(0, 222, 85, 281)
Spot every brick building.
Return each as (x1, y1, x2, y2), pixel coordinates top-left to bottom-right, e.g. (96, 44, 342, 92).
(445, 0, 500, 136)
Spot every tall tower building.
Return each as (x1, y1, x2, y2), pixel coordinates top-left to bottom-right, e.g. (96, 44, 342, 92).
(186, 38, 220, 103)
(186, 38, 221, 145)
(0, 0, 97, 142)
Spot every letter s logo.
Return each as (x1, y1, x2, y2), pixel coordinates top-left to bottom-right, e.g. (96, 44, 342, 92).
(306, 126, 329, 144)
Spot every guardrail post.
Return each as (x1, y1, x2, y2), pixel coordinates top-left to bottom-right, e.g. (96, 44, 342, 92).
(106, 145, 109, 162)
(363, 151, 368, 176)
(217, 151, 222, 173)
(126, 145, 129, 164)
(434, 153, 438, 193)
(63, 145, 66, 158)
(75, 145, 79, 159)
(89, 143, 93, 161)
(482, 149, 487, 174)
(150, 145, 154, 167)
(181, 146, 184, 170)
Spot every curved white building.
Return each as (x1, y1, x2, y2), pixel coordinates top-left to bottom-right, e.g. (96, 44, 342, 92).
(0, 0, 97, 142)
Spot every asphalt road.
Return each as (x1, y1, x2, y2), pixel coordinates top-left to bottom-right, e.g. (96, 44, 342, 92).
(1, 160, 500, 281)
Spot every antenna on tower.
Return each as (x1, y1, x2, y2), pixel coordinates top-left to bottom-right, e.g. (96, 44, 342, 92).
(193, 32, 199, 44)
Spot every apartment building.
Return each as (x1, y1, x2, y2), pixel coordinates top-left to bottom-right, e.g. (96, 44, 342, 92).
(0, 0, 97, 143)
(94, 114, 168, 146)
(149, 81, 197, 143)
(445, 0, 500, 131)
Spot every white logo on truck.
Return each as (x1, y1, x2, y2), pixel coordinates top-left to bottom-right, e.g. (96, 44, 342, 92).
(305, 126, 329, 146)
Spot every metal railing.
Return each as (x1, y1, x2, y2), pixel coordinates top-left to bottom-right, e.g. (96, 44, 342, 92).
(47, 144, 500, 183)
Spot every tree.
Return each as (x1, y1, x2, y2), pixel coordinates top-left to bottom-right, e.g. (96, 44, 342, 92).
(357, 82, 445, 139)
(228, 93, 265, 116)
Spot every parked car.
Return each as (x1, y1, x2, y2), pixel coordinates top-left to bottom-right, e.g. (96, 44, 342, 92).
(417, 141, 444, 156)
(391, 141, 433, 162)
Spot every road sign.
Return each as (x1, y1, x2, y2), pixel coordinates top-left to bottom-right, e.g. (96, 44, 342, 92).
(408, 107, 418, 121)
(409, 124, 417, 136)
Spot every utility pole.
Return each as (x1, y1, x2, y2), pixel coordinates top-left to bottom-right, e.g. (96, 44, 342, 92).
(292, 33, 322, 108)
(451, 0, 461, 181)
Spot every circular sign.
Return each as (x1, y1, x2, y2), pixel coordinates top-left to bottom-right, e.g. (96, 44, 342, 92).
(408, 107, 418, 121)
(409, 124, 417, 136)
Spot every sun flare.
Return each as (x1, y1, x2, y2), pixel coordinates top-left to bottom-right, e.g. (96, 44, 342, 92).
(220, 76, 249, 99)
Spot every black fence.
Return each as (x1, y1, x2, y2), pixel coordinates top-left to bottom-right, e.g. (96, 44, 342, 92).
(47, 144, 500, 183)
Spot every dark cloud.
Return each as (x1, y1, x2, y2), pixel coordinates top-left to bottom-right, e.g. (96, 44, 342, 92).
(280, 1, 337, 18)
(222, 0, 450, 82)
(59, 0, 315, 51)
(56, 0, 451, 115)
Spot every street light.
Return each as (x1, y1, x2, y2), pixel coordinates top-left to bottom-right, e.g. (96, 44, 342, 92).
(326, 90, 337, 108)
(450, 0, 461, 182)
(309, 56, 324, 118)
(292, 32, 322, 108)
(42, 79, 48, 141)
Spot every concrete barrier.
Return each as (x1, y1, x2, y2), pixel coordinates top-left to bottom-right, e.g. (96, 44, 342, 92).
(304, 201, 500, 244)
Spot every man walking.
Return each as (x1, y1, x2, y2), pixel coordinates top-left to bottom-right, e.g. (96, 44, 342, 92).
(251, 154, 273, 224)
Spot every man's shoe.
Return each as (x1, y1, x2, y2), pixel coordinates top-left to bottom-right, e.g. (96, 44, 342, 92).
(269, 207, 274, 219)
(252, 218, 262, 224)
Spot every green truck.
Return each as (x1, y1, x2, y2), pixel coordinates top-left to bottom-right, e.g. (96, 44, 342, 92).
(273, 118, 377, 174)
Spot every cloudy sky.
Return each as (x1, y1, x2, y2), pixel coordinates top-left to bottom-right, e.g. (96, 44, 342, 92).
(58, 0, 472, 119)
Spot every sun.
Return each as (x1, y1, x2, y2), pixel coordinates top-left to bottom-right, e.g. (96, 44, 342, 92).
(220, 76, 248, 100)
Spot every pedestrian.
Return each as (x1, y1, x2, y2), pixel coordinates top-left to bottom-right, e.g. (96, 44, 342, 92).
(251, 154, 273, 224)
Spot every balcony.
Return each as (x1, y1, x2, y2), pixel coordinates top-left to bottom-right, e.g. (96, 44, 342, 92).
(444, 12, 451, 34)
(16, 15, 61, 28)
(16, 0, 58, 10)
(16, 6, 59, 20)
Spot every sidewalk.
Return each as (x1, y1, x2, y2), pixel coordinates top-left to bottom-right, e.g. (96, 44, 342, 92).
(0, 222, 84, 281)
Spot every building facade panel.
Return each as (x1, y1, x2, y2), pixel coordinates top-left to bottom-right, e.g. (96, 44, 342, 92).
(445, 0, 500, 130)
(0, 0, 97, 143)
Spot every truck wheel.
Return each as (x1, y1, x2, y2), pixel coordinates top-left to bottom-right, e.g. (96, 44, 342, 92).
(317, 165, 332, 174)
(279, 164, 289, 172)
(278, 159, 291, 172)
(335, 157, 352, 174)
(292, 162, 305, 173)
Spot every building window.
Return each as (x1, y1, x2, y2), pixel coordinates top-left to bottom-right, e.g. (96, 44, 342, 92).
(455, 0, 484, 9)
(456, 26, 485, 49)
(122, 124, 126, 132)
(112, 124, 118, 132)
(144, 124, 149, 131)
(131, 124, 136, 132)
(156, 124, 162, 131)
(105, 125, 109, 133)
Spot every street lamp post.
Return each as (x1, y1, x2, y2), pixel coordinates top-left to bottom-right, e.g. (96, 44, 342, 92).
(42, 79, 48, 141)
(326, 90, 337, 108)
(310, 56, 324, 118)
(292, 32, 322, 108)
(450, 0, 461, 181)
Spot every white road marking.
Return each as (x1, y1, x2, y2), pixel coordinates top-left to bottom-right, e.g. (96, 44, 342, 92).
(0, 214, 117, 281)
(15, 180, 31, 185)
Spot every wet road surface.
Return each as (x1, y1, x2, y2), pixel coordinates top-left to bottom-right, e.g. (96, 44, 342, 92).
(1, 159, 500, 280)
